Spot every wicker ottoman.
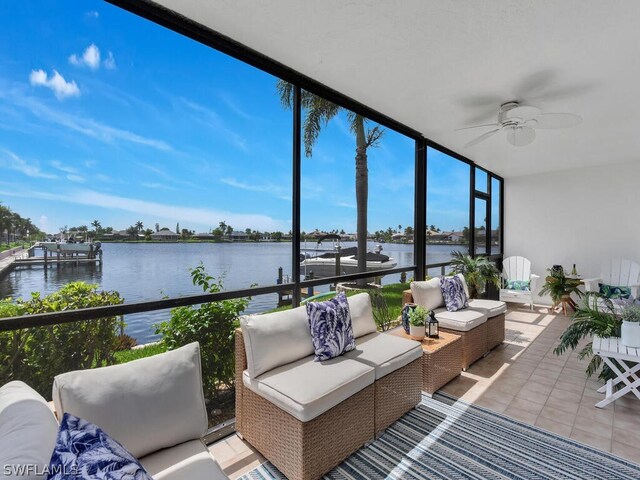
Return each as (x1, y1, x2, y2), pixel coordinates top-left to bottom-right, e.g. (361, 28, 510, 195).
(389, 328, 462, 395)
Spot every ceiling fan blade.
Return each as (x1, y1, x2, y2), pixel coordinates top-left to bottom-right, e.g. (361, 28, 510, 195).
(530, 113, 582, 129)
(506, 126, 536, 146)
(464, 129, 500, 148)
(503, 105, 541, 121)
(455, 123, 499, 132)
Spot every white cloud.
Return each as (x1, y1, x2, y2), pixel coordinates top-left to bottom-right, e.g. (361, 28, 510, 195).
(219, 93, 255, 121)
(0, 188, 287, 231)
(69, 44, 101, 70)
(104, 52, 116, 70)
(51, 159, 79, 175)
(29, 69, 80, 100)
(66, 174, 85, 183)
(221, 177, 291, 200)
(1, 149, 57, 179)
(16, 95, 172, 151)
(179, 97, 248, 151)
(86, 11, 99, 18)
(141, 182, 176, 190)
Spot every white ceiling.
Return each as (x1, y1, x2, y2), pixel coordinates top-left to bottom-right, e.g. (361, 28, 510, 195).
(149, 0, 640, 178)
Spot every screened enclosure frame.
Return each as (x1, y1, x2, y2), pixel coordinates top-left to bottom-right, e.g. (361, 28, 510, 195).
(0, 0, 504, 331)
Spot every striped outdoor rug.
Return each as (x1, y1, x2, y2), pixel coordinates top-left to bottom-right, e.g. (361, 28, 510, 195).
(239, 392, 640, 480)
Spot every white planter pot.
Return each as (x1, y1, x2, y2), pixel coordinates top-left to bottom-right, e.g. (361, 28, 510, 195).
(621, 321, 640, 347)
(409, 324, 425, 341)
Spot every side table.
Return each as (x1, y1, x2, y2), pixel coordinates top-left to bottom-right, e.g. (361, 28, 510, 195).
(389, 327, 462, 396)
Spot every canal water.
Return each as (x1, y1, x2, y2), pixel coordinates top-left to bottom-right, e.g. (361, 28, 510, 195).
(0, 242, 462, 342)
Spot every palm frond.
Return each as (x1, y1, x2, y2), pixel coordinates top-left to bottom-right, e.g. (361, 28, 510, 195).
(301, 95, 340, 157)
(276, 80, 294, 109)
(365, 125, 384, 148)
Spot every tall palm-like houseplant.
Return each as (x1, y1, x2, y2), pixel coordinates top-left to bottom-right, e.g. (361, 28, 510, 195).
(449, 251, 500, 298)
(277, 82, 383, 285)
(538, 268, 582, 306)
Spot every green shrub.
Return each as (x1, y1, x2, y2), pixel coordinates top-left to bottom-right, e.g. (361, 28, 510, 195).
(0, 282, 124, 398)
(155, 264, 250, 404)
(114, 342, 166, 364)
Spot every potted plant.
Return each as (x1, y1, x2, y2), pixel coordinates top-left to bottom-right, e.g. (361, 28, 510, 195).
(450, 251, 500, 298)
(554, 293, 621, 381)
(539, 267, 582, 308)
(408, 305, 428, 341)
(621, 301, 640, 347)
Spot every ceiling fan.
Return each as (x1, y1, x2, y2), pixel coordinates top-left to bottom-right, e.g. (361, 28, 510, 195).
(456, 101, 582, 147)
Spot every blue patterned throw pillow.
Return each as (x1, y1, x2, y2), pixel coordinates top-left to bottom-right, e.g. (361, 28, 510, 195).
(599, 283, 632, 299)
(506, 280, 530, 291)
(306, 292, 356, 361)
(47, 413, 152, 480)
(440, 276, 469, 312)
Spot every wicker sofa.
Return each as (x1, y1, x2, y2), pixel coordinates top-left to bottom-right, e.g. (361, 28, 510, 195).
(236, 292, 422, 480)
(403, 275, 506, 370)
(0, 343, 228, 480)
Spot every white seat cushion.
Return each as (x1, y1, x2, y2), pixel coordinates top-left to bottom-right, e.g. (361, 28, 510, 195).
(243, 356, 374, 422)
(140, 439, 227, 480)
(53, 342, 207, 459)
(434, 307, 487, 332)
(468, 299, 507, 317)
(410, 278, 445, 310)
(240, 305, 314, 378)
(344, 332, 422, 379)
(347, 293, 378, 338)
(0, 381, 59, 480)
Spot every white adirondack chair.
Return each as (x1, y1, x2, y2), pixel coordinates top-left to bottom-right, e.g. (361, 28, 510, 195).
(583, 259, 640, 305)
(499, 256, 540, 310)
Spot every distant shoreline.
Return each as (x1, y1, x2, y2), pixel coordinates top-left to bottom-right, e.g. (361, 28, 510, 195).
(96, 239, 469, 246)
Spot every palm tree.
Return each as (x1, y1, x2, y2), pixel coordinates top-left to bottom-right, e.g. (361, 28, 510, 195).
(277, 82, 383, 283)
(135, 221, 144, 232)
(91, 220, 101, 233)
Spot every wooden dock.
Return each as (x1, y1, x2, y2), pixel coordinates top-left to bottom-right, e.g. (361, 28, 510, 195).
(0, 243, 102, 278)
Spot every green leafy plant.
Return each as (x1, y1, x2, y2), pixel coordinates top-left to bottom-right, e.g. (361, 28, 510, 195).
(368, 290, 394, 331)
(554, 293, 620, 380)
(0, 282, 124, 398)
(539, 268, 582, 304)
(408, 305, 428, 326)
(621, 303, 640, 323)
(449, 251, 500, 298)
(155, 264, 250, 404)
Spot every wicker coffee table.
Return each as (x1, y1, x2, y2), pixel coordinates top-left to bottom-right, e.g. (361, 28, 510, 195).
(389, 328, 462, 396)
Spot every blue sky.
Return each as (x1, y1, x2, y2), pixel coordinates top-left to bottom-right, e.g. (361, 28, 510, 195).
(0, 1, 472, 235)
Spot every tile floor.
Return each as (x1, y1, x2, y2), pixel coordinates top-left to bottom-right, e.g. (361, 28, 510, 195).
(209, 304, 640, 478)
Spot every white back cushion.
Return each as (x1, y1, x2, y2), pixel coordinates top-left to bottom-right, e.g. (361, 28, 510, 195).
(52, 342, 207, 459)
(410, 277, 445, 310)
(601, 258, 640, 286)
(456, 273, 471, 299)
(0, 381, 59, 480)
(503, 256, 532, 282)
(347, 293, 378, 338)
(240, 305, 314, 378)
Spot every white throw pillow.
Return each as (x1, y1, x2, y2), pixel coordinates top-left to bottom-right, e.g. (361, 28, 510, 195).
(410, 277, 445, 310)
(52, 342, 207, 459)
(240, 305, 315, 378)
(347, 293, 378, 338)
(0, 381, 59, 480)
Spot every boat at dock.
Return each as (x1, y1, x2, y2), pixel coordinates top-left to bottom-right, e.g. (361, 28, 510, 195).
(300, 235, 396, 278)
(36, 241, 101, 254)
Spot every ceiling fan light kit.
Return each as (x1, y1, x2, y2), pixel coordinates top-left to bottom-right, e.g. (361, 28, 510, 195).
(457, 101, 582, 147)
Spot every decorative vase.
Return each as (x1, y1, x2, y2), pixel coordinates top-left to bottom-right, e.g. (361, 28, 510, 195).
(621, 321, 640, 347)
(402, 304, 416, 334)
(409, 324, 425, 341)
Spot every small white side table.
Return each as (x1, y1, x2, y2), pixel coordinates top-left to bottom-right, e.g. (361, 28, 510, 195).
(592, 335, 640, 408)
